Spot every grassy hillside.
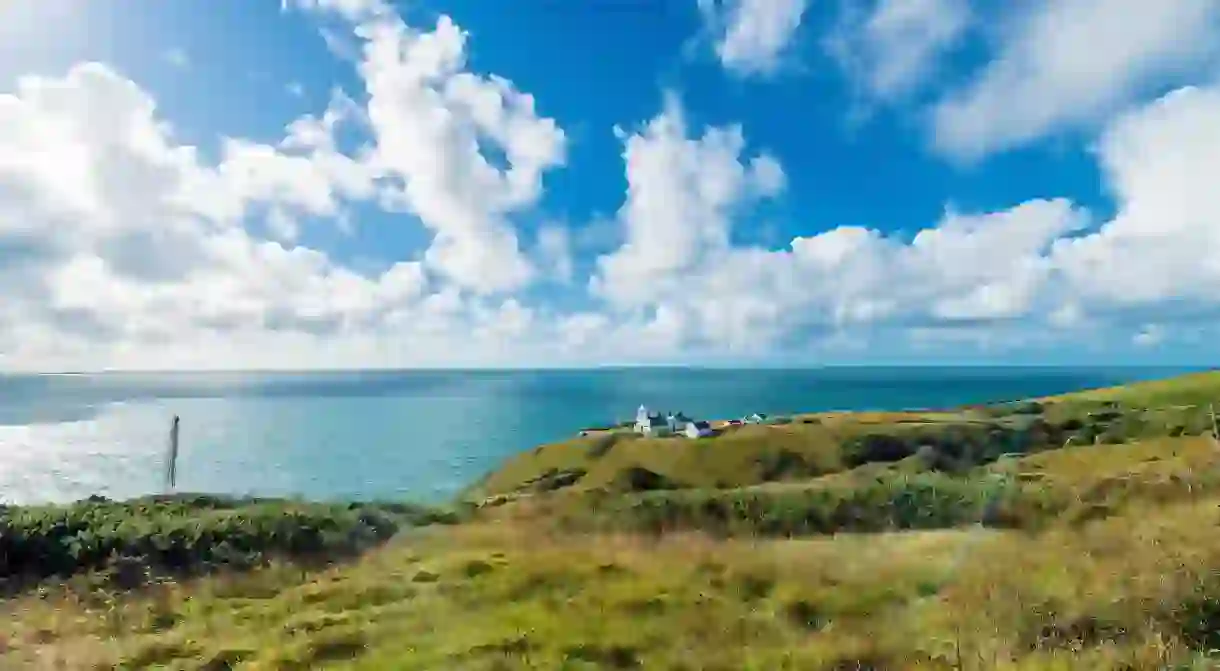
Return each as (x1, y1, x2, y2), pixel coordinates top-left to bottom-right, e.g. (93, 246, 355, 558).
(469, 370, 1220, 502)
(1039, 369, 1220, 407)
(4, 370, 1220, 669)
(6, 437, 1220, 669)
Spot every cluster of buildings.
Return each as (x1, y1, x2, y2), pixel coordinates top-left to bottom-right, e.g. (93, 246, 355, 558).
(633, 405, 713, 439)
(575, 406, 772, 440)
(630, 405, 771, 439)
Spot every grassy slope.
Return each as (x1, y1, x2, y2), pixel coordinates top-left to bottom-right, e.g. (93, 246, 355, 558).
(4, 371, 1220, 669)
(7, 440, 1220, 669)
(1039, 369, 1220, 407)
(470, 414, 969, 499)
(472, 371, 1220, 501)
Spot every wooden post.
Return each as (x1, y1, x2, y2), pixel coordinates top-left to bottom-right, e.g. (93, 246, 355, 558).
(166, 415, 180, 491)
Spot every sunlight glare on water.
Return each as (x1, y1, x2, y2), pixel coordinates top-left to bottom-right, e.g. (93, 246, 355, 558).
(0, 402, 167, 505)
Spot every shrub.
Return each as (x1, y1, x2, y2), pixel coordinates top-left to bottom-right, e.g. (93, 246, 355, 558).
(532, 469, 587, 492)
(756, 450, 823, 482)
(1070, 424, 1102, 445)
(578, 472, 1007, 537)
(608, 467, 688, 493)
(0, 496, 455, 586)
(843, 422, 1045, 471)
(1059, 418, 1085, 432)
(1008, 401, 1046, 416)
(843, 434, 917, 467)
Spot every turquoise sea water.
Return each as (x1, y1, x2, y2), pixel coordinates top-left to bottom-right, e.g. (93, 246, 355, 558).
(0, 367, 1199, 505)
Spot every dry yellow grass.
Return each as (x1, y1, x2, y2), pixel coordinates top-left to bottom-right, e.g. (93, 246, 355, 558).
(1040, 370, 1220, 407)
(7, 451, 1220, 669)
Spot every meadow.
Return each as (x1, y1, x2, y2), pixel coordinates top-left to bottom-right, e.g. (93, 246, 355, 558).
(3, 371, 1220, 669)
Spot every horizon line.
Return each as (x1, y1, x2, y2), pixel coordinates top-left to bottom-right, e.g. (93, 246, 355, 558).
(7, 363, 1215, 376)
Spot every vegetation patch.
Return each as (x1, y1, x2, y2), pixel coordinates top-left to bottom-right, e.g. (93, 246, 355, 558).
(563, 643, 642, 668)
(607, 466, 689, 493)
(0, 494, 458, 588)
(561, 472, 1000, 536)
(525, 468, 588, 492)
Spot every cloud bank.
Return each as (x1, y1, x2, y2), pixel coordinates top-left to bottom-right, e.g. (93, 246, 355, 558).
(1, 0, 1218, 370)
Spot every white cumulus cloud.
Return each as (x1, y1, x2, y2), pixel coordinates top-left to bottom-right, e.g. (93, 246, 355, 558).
(0, 8, 575, 371)
(1049, 84, 1220, 312)
(352, 14, 567, 294)
(697, 0, 810, 77)
(932, 0, 1220, 160)
(826, 0, 971, 102)
(590, 82, 1220, 357)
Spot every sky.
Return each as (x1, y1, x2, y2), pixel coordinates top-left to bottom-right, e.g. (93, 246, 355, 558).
(1, 0, 1219, 371)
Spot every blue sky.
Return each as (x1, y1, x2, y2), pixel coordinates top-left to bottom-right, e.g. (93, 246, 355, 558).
(1, 0, 1219, 370)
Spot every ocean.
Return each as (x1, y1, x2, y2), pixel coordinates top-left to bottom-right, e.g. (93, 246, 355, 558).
(0, 367, 1197, 505)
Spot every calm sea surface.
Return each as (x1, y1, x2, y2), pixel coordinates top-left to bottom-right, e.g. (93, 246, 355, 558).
(0, 367, 1198, 505)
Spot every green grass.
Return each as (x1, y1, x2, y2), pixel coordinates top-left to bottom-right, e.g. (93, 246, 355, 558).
(5, 370, 1220, 669)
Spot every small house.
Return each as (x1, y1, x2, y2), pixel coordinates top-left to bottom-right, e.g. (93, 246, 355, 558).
(685, 420, 713, 439)
(667, 411, 694, 433)
(743, 413, 769, 424)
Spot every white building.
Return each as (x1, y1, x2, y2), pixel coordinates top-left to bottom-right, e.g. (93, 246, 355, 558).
(634, 405, 673, 436)
(667, 412, 694, 433)
(685, 420, 713, 439)
(635, 406, 704, 437)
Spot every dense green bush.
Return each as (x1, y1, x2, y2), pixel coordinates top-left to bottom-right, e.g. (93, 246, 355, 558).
(842, 421, 1063, 472)
(531, 468, 588, 492)
(755, 449, 825, 482)
(1059, 418, 1085, 432)
(607, 467, 688, 493)
(573, 473, 1012, 537)
(0, 495, 458, 585)
(843, 433, 917, 467)
(996, 401, 1046, 416)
